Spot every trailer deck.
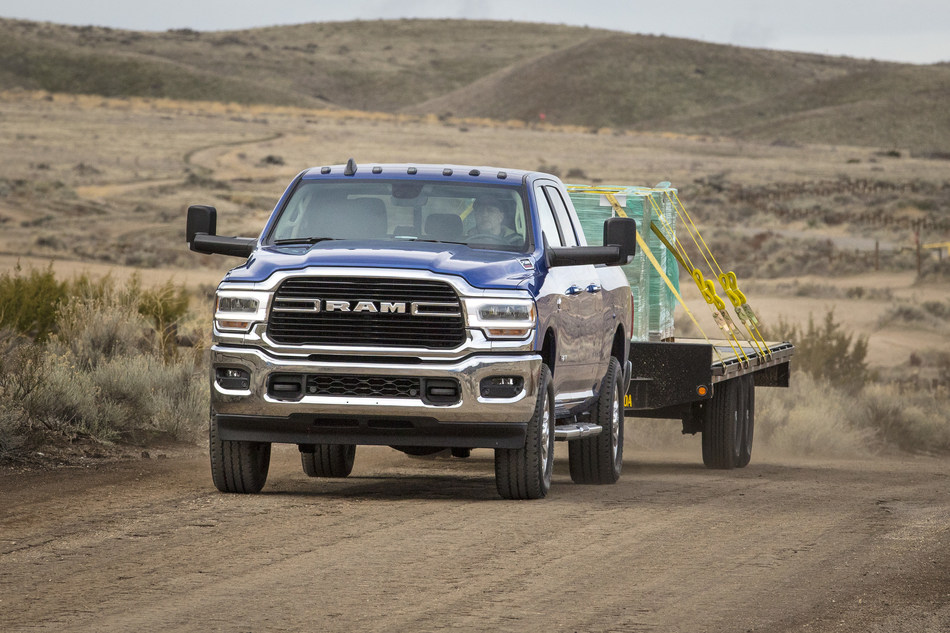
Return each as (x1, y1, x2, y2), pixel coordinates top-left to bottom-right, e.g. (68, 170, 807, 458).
(625, 338, 793, 416)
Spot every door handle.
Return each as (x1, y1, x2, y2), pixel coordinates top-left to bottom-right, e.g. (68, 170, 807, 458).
(565, 285, 581, 296)
(586, 283, 602, 293)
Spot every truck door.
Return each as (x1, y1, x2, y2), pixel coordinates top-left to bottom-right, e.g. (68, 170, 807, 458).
(535, 183, 605, 400)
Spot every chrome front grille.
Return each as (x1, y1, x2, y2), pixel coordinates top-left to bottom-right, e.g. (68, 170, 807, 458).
(267, 276, 465, 348)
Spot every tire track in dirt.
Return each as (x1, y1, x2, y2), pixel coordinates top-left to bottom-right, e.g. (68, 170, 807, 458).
(2, 446, 949, 632)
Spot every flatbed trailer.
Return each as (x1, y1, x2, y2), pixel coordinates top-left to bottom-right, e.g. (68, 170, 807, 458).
(625, 338, 795, 469)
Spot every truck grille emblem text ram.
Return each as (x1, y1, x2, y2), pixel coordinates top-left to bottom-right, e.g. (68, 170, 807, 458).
(273, 299, 460, 316)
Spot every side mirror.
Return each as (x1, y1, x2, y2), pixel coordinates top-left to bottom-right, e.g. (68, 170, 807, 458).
(186, 205, 217, 244)
(186, 204, 256, 258)
(604, 217, 637, 264)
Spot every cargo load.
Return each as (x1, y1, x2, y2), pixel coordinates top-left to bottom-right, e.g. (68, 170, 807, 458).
(568, 184, 679, 342)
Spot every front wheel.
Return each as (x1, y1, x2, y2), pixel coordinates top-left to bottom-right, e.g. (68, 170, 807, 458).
(301, 444, 356, 478)
(569, 357, 624, 484)
(494, 365, 555, 500)
(209, 414, 271, 493)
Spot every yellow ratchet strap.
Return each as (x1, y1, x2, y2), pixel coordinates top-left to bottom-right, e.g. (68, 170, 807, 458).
(667, 190, 769, 335)
(642, 199, 748, 363)
(603, 193, 725, 365)
(651, 193, 769, 358)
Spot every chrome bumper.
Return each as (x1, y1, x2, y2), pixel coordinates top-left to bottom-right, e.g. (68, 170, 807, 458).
(210, 345, 541, 447)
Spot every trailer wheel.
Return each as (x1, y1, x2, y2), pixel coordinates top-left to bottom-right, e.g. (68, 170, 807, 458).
(569, 357, 624, 484)
(301, 444, 356, 478)
(209, 414, 271, 493)
(736, 375, 755, 468)
(495, 364, 555, 500)
(702, 378, 740, 469)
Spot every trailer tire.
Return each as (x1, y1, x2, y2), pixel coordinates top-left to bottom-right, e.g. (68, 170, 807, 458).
(569, 357, 624, 484)
(736, 375, 755, 468)
(301, 444, 356, 478)
(495, 365, 555, 500)
(210, 414, 271, 493)
(702, 378, 740, 469)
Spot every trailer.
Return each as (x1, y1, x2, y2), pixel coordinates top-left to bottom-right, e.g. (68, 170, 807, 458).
(568, 183, 794, 469)
(626, 338, 793, 469)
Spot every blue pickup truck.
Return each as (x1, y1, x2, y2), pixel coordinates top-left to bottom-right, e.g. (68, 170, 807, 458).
(188, 160, 793, 500)
(187, 160, 637, 499)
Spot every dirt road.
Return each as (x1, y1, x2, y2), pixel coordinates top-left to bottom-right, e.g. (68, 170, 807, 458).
(2, 440, 948, 633)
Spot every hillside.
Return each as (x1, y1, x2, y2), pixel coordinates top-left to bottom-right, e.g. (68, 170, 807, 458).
(1, 17, 949, 152)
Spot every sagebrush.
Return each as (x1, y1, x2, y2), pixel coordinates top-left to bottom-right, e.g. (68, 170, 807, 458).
(0, 272, 207, 460)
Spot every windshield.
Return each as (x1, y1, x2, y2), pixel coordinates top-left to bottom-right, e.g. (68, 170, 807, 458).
(266, 179, 530, 251)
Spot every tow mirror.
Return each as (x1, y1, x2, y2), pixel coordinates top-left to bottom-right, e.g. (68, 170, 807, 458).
(187, 205, 256, 258)
(604, 217, 637, 264)
(187, 205, 217, 244)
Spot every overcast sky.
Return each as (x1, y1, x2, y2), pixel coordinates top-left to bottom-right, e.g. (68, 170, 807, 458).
(2, 0, 948, 64)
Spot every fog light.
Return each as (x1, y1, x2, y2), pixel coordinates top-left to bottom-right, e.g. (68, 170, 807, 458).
(216, 367, 250, 391)
(479, 376, 524, 399)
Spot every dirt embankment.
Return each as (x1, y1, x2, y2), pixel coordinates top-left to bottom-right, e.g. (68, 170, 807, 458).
(2, 442, 948, 633)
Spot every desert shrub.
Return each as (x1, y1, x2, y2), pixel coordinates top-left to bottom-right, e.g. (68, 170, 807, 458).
(917, 257, 950, 281)
(0, 264, 67, 341)
(770, 310, 870, 393)
(0, 274, 206, 460)
(136, 279, 191, 358)
(51, 298, 157, 370)
(857, 384, 950, 454)
(756, 373, 874, 457)
(922, 300, 950, 320)
(879, 299, 950, 330)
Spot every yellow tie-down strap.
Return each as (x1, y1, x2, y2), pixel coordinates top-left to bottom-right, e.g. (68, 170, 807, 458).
(603, 193, 725, 365)
(648, 191, 771, 357)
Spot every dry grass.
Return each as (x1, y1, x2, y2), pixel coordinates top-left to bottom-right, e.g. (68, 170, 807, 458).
(0, 273, 208, 461)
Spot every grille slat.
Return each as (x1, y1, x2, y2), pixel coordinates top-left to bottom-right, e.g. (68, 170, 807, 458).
(268, 276, 465, 348)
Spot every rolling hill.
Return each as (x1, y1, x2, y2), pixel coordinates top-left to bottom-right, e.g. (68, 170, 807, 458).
(2, 17, 948, 152)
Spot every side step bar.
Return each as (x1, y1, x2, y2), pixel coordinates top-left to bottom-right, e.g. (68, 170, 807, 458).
(554, 423, 603, 441)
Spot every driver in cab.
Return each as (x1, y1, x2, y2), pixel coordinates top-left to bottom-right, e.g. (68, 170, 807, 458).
(469, 198, 521, 245)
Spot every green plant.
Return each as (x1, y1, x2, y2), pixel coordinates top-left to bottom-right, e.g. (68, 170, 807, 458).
(770, 310, 870, 393)
(0, 274, 207, 460)
(0, 263, 67, 341)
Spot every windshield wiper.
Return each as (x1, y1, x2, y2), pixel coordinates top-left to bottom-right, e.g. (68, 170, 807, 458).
(410, 239, 469, 246)
(272, 237, 336, 246)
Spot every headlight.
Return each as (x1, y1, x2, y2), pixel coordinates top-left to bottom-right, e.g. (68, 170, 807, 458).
(466, 298, 536, 339)
(214, 290, 271, 332)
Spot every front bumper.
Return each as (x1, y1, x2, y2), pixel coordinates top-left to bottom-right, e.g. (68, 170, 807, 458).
(211, 345, 541, 449)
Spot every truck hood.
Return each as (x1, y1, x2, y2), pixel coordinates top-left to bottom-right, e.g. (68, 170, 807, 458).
(222, 240, 537, 290)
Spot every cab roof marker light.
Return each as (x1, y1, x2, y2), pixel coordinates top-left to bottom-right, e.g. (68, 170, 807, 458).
(407, 167, 418, 175)
(497, 171, 507, 179)
(372, 166, 382, 174)
(443, 168, 453, 176)
(320, 166, 331, 174)
(469, 169, 480, 176)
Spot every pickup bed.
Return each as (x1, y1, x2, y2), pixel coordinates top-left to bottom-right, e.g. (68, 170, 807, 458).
(187, 160, 792, 498)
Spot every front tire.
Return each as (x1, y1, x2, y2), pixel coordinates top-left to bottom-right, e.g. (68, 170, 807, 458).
(301, 444, 356, 478)
(209, 414, 271, 493)
(495, 365, 555, 500)
(569, 357, 624, 484)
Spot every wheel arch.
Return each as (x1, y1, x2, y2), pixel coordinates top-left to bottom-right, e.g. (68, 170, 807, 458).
(540, 327, 556, 373)
(610, 324, 628, 366)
